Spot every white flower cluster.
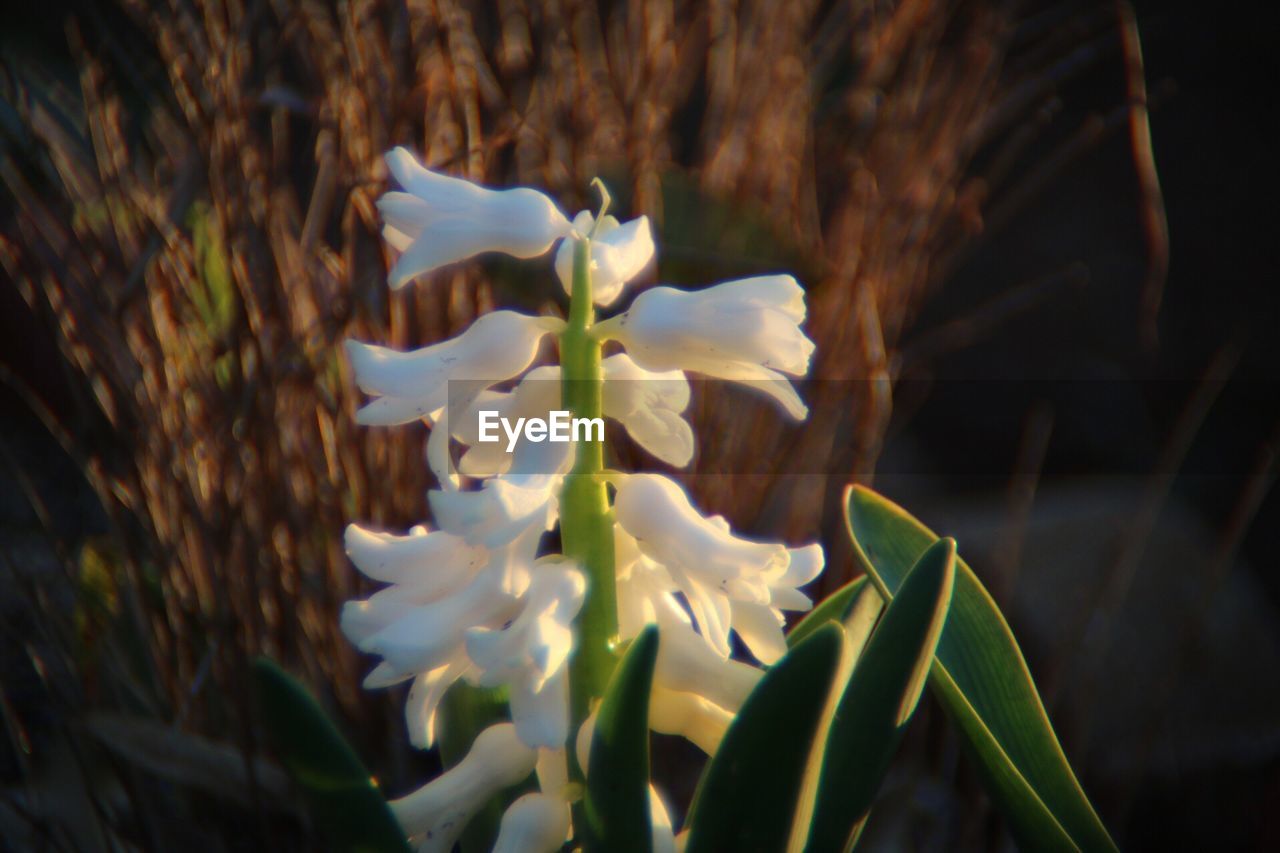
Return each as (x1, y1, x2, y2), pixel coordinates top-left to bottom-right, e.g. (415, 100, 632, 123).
(342, 148, 824, 851)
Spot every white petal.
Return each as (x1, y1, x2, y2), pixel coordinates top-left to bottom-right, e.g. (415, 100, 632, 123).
(671, 567, 733, 659)
(602, 354, 694, 466)
(363, 568, 519, 675)
(376, 191, 435, 242)
(404, 656, 470, 749)
(616, 566, 690, 640)
(591, 216, 655, 305)
(388, 209, 563, 290)
(492, 793, 570, 853)
(535, 748, 569, 796)
(343, 524, 483, 587)
(653, 619, 761, 712)
(508, 667, 570, 749)
(713, 274, 806, 322)
(347, 311, 560, 427)
(340, 595, 414, 647)
(621, 406, 694, 467)
(464, 564, 584, 688)
(614, 474, 788, 597)
(381, 148, 572, 289)
(650, 786, 677, 853)
(426, 413, 458, 489)
(390, 722, 536, 844)
(769, 586, 814, 612)
(553, 211, 594, 295)
(574, 708, 597, 776)
(729, 600, 788, 665)
(780, 543, 825, 590)
(362, 661, 413, 689)
(649, 685, 733, 755)
(429, 476, 557, 549)
(382, 223, 415, 253)
(554, 213, 655, 306)
(606, 276, 815, 419)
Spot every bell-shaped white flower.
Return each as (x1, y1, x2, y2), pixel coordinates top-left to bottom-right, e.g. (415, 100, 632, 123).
(613, 474, 788, 657)
(403, 653, 473, 749)
(428, 476, 559, 550)
(346, 310, 564, 427)
(466, 562, 585, 748)
(576, 673, 733, 760)
(379, 147, 573, 289)
(344, 523, 486, 592)
(649, 684, 734, 756)
(339, 525, 490, 670)
(652, 616, 762, 713)
(599, 275, 815, 419)
(614, 475, 823, 662)
(492, 792, 571, 853)
(615, 534, 689, 642)
(343, 559, 521, 680)
(390, 723, 537, 852)
(554, 211, 655, 306)
(451, 354, 692, 477)
(452, 366, 571, 480)
(341, 513, 548, 747)
(601, 354, 693, 467)
(729, 543, 825, 665)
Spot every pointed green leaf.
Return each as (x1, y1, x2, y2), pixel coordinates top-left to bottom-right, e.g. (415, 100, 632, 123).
(584, 625, 660, 852)
(252, 658, 410, 852)
(844, 486, 1117, 852)
(686, 623, 847, 853)
(805, 538, 956, 852)
(787, 576, 870, 649)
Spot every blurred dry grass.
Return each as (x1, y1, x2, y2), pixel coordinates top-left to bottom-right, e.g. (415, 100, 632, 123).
(0, 0, 1154, 847)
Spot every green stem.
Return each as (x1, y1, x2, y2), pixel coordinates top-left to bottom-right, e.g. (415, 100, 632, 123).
(560, 238, 618, 774)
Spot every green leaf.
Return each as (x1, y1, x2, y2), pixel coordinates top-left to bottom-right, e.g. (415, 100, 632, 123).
(685, 623, 847, 853)
(805, 538, 956, 852)
(844, 486, 1118, 852)
(252, 658, 410, 852)
(584, 625, 660, 852)
(787, 576, 870, 649)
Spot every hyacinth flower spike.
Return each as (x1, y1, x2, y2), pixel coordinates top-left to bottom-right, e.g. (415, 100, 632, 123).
(342, 148, 824, 849)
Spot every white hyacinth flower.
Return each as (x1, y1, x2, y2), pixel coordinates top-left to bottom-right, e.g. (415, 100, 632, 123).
(651, 617, 762, 712)
(379, 147, 573, 289)
(452, 366, 566, 479)
(340, 513, 553, 748)
(728, 542, 825, 665)
(346, 310, 564, 427)
(450, 353, 692, 478)
(345, 153, 834, 847)
(613, 474, 784, 657)
(390, 723, 537, 852)
(574, 675, 732, 764)
(649, 684, 735, 756)
(613, 475, 823, 662)
(599, 274, 815, 419)
(600, 354, 694, 467)
(492, 793, 571, 853)
(343, 561, 517, 685)
(427, 476, 559, 550)
(465, 563, 585, 748)
(554, 211, 655, 306)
